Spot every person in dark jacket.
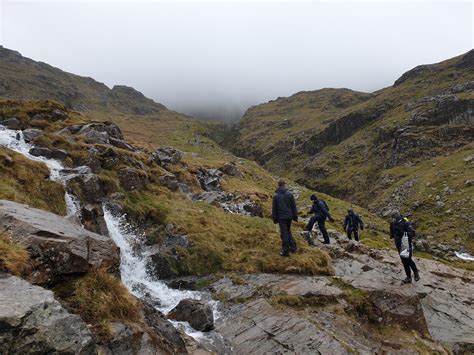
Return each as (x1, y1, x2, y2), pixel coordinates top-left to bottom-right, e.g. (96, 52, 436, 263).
(305, 195, 334, 244)
(343, 208, 364, 241)
(390, 210, 420, 284)
(272, 180, 298, 257)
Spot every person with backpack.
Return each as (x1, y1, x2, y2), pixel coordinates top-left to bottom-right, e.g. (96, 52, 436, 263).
(305, 195, 334, 244)
(343, 208, 364, 241)
(390, 210, 420, 284)
(272, 180, 298, 257)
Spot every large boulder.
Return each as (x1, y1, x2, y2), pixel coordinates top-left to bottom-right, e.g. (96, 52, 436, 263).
(167, 299, 214, 332)
(0, 275, 95, 353)
(0, 200, 118, 284)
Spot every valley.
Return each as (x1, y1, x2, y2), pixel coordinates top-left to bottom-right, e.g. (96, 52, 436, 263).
(0, 46, 473, 354)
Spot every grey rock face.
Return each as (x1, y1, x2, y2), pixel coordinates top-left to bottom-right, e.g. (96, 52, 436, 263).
(78, 122, 124, 141)
(29, 146, 68, 160)
(0, 117, 23, 130)
(167, 299, 214, 332)
(0, 275, 95, 354)
(68, 173, 105, 203)
(21, 128, 43, 143)
(118, 167, 149, 191)
(159, 174, 179, 192)
(151, 147, 182, 165)
(0, 200, 118, 284)
(196, 168, 222, 191)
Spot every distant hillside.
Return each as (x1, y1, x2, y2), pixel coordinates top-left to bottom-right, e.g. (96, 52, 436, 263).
(232, 50, 474, 253)
(0, 46, 167, 115)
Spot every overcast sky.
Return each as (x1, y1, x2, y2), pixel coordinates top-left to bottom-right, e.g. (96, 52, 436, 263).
(1, 0, 472, 120)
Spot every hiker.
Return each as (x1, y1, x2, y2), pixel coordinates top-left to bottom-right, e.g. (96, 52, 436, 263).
(305, 195, 334, 244)
(272, 180, 298, 257)
(343, 208, 364, 241)
(389, 211, 420, 284)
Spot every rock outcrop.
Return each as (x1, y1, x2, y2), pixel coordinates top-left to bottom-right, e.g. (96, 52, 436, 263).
(0, 274, 95, 354)
(171, 231, 474, 354)
(0, 200, 118, 284)
(167, 299, 214, 332)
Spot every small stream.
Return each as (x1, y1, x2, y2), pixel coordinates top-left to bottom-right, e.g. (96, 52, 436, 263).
(0, 125, 226, 351)
(0, 126, 80, 216)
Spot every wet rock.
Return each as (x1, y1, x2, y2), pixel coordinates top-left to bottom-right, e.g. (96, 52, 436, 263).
(21, 128, 43, 143)
(0, 200, 118, 284)
(118, 167, 149, 191)
(0, 275, 95, 353)
(142, 303, 188, 354)
(221, 162, 242, 177)
(29, 146, 68, 160)
(196, 168, 222, 191)
(0, 117, 23, 130)
(159, 173, 179, 191)
(81, 203, 109, 236)
(167, 299, 214, 332)
(151, 147, 182, 165)
(68, 173, 105, 203)
(59, 165, 91, 180)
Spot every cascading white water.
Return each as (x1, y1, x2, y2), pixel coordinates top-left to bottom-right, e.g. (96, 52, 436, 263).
(455, 251, 474, 261)
(0, 125, 80, 216)
(103, 206, 221, 342)
(0, 124, 224, 346)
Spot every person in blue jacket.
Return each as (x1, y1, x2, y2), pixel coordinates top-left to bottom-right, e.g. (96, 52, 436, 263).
(305, 195, 334, 244)
(343, 208, 364, 241)
(272, 180, 298, 257)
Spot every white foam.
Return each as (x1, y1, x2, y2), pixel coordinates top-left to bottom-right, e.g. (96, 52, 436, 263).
(103, 206, 222, 340)
(455, 251, 474, 261)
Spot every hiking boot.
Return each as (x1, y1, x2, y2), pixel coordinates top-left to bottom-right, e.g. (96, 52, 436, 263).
(280, 251, 290, 257)
(290, 248, 297, 253)
(402, 277, 412, 284)
(414, 271, 420, 282)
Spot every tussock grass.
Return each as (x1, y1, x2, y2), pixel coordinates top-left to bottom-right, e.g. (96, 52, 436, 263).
(166, 196, 333, 276)
(0, 232, 29, 275)
(70, 269, 141, 338)
(0, 147, 67, 215)
(122, 190, 170, 225)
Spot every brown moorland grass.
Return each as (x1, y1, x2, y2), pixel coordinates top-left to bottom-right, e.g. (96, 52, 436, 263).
(69, 269, 141, 338)
(0, 147, 67, 215)
(0, 232, 29, 275)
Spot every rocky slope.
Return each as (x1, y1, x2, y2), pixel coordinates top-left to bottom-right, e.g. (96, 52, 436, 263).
(232, 50, 474, 255)
(171, 230, 474, 354)
(0, 47, 473, 354)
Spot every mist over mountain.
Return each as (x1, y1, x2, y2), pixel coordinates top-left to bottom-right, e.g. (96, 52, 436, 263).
(2, 1, 471, 122)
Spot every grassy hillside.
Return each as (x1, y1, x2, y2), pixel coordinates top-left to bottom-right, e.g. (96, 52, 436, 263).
(0, 99, 396, 277)
(233, 50, 474, 253)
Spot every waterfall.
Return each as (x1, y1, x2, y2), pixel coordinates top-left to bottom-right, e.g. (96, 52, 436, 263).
(0, 125, 80, 216)
(1, 124, 224, 346)
(103, 206, 222, 343)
